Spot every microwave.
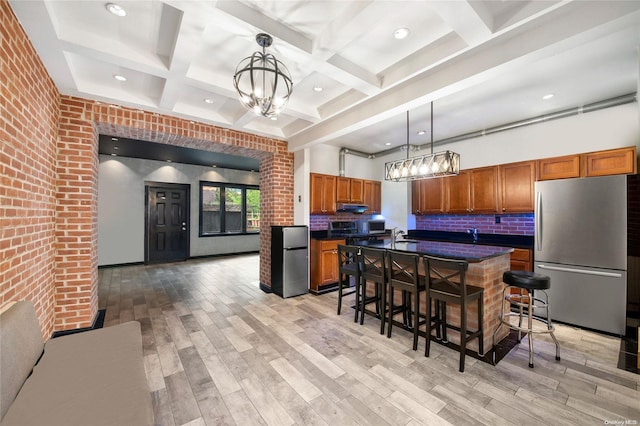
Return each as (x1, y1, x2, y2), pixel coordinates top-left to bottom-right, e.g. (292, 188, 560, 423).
(366, 220, 386, 234)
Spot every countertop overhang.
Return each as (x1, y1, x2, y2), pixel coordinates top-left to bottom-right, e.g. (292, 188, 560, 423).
(353, 240, 513, 263)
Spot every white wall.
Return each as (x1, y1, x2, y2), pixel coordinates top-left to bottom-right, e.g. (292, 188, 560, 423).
(98, 156, 260, 266)
(307, 103, 639, 232)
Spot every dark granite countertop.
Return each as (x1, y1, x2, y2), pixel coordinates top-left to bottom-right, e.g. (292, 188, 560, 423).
(407, 230, 533, 249)
(310, 230, 391, 240)
(353, 239, 513, 263)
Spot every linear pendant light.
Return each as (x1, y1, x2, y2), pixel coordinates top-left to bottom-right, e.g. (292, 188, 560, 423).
(384, 102, 460, 181)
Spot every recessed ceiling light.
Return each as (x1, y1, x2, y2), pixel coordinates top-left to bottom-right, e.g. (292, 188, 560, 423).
(106, 3, 126, 17)
(270, 116, 277, 121)
(204, 98, 214, 104)
(385, 142, 392, 146)
(394, 28, 410, 40)
(113, 74, 127, 82)
(542, 93, 555, 100)
(313, 86, 323, 92)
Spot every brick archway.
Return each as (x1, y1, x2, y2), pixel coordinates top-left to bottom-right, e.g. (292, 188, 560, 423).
(55, 96, 293, 330)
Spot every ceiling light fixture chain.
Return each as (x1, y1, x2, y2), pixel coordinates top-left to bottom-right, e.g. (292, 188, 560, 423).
(384, 101, 460, 181)
(233, 33, 293, 119)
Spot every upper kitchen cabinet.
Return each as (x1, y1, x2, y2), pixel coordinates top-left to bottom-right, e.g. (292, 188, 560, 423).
(446, 170, 471, 213)
(538, 154, 581, 181)
(585, 146, 637, 177)
(412, 178, 445, 215)
(499, 161, 535, 213)
(337, 177, 364, 203)
(445, 167, 498, 214)
(310, 173, 337, 214)
(363, 180, 382, 214)
(470, 166, 499, 213)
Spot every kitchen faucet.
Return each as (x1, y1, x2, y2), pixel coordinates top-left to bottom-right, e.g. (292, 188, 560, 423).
(391, 227, 405, 248)
(467, 227, 478, 243)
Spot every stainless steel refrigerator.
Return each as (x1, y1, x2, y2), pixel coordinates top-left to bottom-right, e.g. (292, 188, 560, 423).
(534, 175, 627, 335)
(271, 226, 309, 298)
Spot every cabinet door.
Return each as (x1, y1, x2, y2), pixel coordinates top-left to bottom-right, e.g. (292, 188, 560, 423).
(364, 180, 382, 214)
(413, 179, 444, 214)
(350, 179, 364, 203)
(537, 155, 581, 181)
(336, 177, 350, 202)
(310, 174, 336, 214)
(499, 161, 535, 213)
(446, 171, 471, 213)
(585, 147, 637, 177)
(470, 166, 498, 213)
(320, 249, 339, 285)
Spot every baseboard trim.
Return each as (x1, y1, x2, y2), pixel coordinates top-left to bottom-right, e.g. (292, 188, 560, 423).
(50, 309, 106, 338)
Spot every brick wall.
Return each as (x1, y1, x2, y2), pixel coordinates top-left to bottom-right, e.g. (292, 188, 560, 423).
(415, 213, 534, 235)
(2, 3, 294, 334)
(0, 1, 60, 337)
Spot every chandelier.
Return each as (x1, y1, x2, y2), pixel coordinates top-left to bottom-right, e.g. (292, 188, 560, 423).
(233, 33, 293, 119)
(385, 103, 460, 181)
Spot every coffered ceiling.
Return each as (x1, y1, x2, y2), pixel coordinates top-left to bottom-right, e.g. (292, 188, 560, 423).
(9, 0, 640, 163)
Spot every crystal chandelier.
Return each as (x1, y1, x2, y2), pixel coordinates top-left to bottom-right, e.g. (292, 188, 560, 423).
(385, 103, 460, 181)
(233, 33, 293, 119)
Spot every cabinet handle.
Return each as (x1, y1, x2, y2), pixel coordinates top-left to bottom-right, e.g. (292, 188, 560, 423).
(502, 207, 506, 211)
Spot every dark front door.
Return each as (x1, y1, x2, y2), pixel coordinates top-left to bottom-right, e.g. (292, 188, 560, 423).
(146, 183, 190, 263)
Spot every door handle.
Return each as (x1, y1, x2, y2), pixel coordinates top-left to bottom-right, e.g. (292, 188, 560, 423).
(535, 191, 542, 251)
(537, 264, 622, 278)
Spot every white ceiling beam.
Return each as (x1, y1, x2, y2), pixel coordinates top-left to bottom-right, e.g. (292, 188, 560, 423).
(287, 1, 640, 151)
(428, 0, 494, 46)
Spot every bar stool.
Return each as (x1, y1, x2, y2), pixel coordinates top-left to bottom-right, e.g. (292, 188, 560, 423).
(359, 247, 386, 333)
(386, 250, 426, 351)
(424, 255, 483, 373)
(336, 245, 361, 322)
(492, 271, 561, 368)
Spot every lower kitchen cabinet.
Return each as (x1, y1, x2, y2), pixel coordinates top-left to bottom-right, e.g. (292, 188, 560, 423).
(310, 239, 345, 294)
(509, 248, 532, 271)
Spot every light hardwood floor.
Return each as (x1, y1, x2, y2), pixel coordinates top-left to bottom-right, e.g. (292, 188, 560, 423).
(98, 254, 640, 426)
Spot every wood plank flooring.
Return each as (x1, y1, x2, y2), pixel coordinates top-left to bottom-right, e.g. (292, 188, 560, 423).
(98, 255, 640, 426)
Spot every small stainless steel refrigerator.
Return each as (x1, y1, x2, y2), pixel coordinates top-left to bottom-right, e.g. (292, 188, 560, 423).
(271, 226, 309, 298)
(534, 175, 627, 335)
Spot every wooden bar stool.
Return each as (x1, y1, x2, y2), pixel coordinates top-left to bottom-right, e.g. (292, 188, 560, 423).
(386, 250, 426, 351)
(336, 245, 361, 322)
(424, 255, 484, 373)
(359, 247, 386, 333)
(492, 271, 560, 368)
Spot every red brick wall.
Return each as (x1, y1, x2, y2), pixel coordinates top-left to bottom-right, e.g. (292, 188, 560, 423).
(2, 3, 294, 334)
(415, 213, 534, 235)
(0, 1, 60, 337)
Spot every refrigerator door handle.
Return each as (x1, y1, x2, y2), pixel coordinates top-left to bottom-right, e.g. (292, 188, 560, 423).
(535, 191, 542, 251)
(537, 264, 622, 278)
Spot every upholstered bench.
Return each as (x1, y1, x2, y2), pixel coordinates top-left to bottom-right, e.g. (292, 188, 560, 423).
(0, 301, 153, 426)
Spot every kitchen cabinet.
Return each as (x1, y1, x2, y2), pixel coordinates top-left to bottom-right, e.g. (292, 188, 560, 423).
(538, 155, 581, 181)
(363, 180, 382, 214)
(470, 166, 499, 213)
(499, 161, 535, 213)
(445, 170, 471, 213)
(585, 146, 637, 177)
(310, 238, 345, 294)
(336, 177, 365, 203)
(510, 248, 532, 271)
(412, 178, 444, 215)
(310, 173, 336, 214)
(445, 167, 498, 213)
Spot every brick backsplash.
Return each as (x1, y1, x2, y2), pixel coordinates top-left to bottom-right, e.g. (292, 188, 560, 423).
(415, 213, 534, 235)
(310, 214, 373, 230)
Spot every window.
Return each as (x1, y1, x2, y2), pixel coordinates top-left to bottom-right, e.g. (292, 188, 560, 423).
(200, 182, 260, 236)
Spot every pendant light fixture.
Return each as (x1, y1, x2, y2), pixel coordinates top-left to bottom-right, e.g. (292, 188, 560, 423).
(385, 102, 460, 181)
(233, 33, 293, 119)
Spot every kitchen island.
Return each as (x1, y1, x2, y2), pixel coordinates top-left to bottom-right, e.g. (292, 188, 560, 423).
(354, 240, 513, 354)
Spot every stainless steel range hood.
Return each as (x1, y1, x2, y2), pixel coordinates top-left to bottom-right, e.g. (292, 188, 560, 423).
(336, 203, 368, 214)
